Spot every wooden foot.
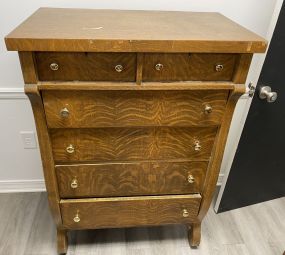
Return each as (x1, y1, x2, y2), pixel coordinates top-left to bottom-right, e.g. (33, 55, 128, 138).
(188, 223, 201, 248)
(57, 228, 68, 254)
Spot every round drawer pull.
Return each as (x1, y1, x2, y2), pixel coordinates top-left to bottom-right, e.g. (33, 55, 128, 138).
(155, 63, 163, 71)
(215, 64, 224, 72)
(71, 179, 78, 189)
(182, 209, 189, 218)
(60, 107, 70, 118)
(115, 64, 124, 72)
(66, 144, 75, 154)
(194, 140, 201, 151)
(188, 174, 195, 184)
(204, 104, 212, 114)
(50, 63, 59, 71)
(73, 212, 80, 223)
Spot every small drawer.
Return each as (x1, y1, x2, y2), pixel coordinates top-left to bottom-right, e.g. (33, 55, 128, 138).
(56, 161, 208, 198)
(50, 126, 217, 162)
(42, 90, 228, 128)
(35, 52, 136, 81)
(60, 194, 201, 229)
(142, 53, 237, 81)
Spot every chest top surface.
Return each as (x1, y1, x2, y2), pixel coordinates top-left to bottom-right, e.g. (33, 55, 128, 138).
(5, 8, 266, 53)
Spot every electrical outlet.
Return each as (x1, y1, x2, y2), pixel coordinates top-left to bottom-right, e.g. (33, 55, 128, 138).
(20, 131, 37, 149)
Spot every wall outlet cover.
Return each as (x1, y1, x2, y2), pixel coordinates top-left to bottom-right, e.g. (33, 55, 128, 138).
(20, 131, 37, 149)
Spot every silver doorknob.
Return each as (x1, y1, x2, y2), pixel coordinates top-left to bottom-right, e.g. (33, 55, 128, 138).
(259, 86, 277, 103)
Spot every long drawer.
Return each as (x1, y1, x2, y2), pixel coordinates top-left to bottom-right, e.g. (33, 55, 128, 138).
(50, 126, 217, 162)
(60, 194, 201, 229)
(56, 161, 208, 198)
(42, 90, 228, 128)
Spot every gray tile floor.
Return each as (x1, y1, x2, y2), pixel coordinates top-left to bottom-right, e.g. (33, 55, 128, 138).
(0, 192, 284, 255)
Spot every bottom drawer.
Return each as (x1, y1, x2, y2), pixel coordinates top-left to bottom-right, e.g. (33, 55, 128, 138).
(60, 194, 201, 229)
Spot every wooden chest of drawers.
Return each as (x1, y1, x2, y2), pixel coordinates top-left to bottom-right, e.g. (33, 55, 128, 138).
(5, 8, 266, 254)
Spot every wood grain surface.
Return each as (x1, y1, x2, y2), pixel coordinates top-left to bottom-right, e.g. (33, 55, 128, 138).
(60, 194, 201, 229)
(233, 54, 253, 84)
(197, 84, 245, 223)
(50, 127, 217, 162)
(24, 83, 62, 227)
(43, 90, 228, 128)
(8, 7, 266, 252)
(56, 161, 208, 198)
(188, 222, 201, 247)
(5, 8, 267, 53)
(38, 81, 236, 91)
(143, 53, 237, 81)
(18, 52, 38, 83)
(57, 228, 67, 254)
(36, 52, 136, 81)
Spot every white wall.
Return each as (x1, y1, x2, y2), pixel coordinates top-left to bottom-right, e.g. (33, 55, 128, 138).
(0, 0, 278, 191)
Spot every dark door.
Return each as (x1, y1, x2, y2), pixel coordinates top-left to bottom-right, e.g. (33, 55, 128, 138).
(216, 2, 285, 213)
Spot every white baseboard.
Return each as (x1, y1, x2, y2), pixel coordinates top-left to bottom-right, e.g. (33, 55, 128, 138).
(0, 179, 46, 193)
(0, 87, 26, 99)
(0, 174, 224, 193)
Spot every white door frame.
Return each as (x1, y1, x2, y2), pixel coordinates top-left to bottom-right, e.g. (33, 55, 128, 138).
(214, 0, 284, 212)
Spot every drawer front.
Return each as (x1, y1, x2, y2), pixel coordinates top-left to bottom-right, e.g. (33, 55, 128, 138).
(43, 90, 228, 128)
(50, 127, 217, 162)
(143, 53, 237, 81)
(60, 194, 201, 229)
(56, 161, 208, 198)
(35, 52, 136, 81)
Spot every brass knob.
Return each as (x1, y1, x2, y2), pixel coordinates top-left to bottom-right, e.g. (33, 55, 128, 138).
(50, 63, 59, 71)
(66, 144, 75, 154)
(73, 212, 80, 223)
(60, 107, 70, 118)
(188, 174, 195, 184)
(194, 140, 201, 151)
(204, 104, 212, 114)
(71, 179, 78, 189)
(115, 64, 123, 72)
(215, 64, 224, 72)
(182, 209, 189, 218)
(155, 63, 163, 71)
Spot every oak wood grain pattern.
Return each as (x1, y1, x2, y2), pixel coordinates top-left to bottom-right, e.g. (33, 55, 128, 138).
(35, 52, 136, 81)
(24, 84, 62, 226)
(56, 161, 208, 198)
(18, 52, 38, 83)
(143, 53, 237, 81)
(136, 53, 143, 85)
(38, 81, 236, 91)
(42, 90, 228, 128)
(188, 222, 201, 247)
(197, 84, 245, 222)
(9, 8, 265, 252)
(5, 8, 267, 53)
(60, 194, 201, 229)
(233, 54, 253, 84)
(50, 127, 217, 162)
(57, 228, 68, 254)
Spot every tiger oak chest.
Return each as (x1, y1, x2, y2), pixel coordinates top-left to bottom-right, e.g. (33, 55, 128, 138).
(5, 8, 266, 254)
